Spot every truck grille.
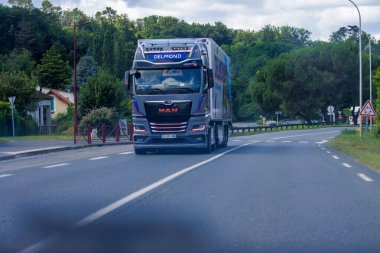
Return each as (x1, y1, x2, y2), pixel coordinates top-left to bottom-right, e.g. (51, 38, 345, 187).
(150, 122, 187, 133)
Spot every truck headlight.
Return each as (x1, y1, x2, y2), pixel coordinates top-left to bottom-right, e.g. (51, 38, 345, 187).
(134, 125, 147, 133)
(190, 124, 206, 132)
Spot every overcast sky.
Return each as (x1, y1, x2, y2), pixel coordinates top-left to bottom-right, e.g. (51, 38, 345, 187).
(1, 0, 380, 41)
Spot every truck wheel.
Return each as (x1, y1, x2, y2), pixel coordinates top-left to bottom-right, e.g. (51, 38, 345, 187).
(220, 126, 228, 148)
(134, 148, 147, 155)
(204, 131, 212, 153)
(211, 126, 217, 151)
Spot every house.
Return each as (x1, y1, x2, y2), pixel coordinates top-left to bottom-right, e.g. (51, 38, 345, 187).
(46, 89, 74, 118)
(35, 87, 74, 118)
(28, 91, 54, 133)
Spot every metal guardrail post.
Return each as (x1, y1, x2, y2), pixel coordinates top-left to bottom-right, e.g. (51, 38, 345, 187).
(102, 124, 106, 143)
(116, 123, 120, 143)
(87, 125, 92, 144)
(128, 123, 134, 142)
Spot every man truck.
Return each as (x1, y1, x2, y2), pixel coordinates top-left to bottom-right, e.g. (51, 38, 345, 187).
(126, 38, 232, 154)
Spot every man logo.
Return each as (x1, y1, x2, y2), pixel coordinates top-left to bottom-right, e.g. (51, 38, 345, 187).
(158, 108, 179, 113)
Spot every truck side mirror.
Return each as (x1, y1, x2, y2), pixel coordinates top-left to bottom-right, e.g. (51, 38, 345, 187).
(207, 69, 214, 89)
(125, 71, 134, 93)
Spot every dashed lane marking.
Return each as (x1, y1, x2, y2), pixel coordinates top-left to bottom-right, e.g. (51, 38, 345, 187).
(89, 156, 109, 161)
(342, 163, 352, 168)
(326, 151, 331, 154)
(282, 141, 292, 143)
(0, 174, 13, 178)
(2, 147, 65, 155)
(299, 141, 308, 144)
(357, 173, 374, 182)
(332, 155, 340, 160)
(118, 152, 134, 155)
(43, 163, 70, 169)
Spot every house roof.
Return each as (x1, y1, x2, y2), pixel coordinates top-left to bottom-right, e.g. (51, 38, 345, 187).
(34, 91, 53, 100)
(47, 89, 74, 106)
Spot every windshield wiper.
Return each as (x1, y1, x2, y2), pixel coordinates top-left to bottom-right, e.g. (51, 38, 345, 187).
(168, 87, 195, 94)
(139, 88, 165, 94)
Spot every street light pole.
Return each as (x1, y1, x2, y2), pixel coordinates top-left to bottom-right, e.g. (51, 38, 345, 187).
(73, 20, 91, 144)
(365, 33, 373, 129)
(348, 0, 362, 137)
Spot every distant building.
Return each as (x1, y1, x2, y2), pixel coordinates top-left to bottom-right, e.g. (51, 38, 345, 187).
(36, 87, 74, 118)
(28, 91, 54, 133)
(46, 89, 74, 118)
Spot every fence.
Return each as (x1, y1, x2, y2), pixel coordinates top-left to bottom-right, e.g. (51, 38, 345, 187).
(231, 122, 342, 135)
(79, 123, 134, 144)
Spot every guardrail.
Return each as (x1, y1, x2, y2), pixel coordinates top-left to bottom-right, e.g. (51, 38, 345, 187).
(231, 122, 343, 135)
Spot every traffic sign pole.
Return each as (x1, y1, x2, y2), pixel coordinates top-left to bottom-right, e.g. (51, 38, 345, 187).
(8, 96, 16, 137)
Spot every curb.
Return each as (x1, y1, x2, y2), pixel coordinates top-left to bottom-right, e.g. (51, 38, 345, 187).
(0, 142, 132, 161)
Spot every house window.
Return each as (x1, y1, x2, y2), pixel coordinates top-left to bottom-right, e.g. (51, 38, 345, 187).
(50, 98, 55, 112)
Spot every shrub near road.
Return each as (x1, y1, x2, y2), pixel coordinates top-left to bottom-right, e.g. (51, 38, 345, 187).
(330, 129, 380, 172)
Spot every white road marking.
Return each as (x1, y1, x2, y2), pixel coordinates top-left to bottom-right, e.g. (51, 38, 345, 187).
(0, 174, 13, 178)
(265, 140, 275, 143)
(357, 173, 374, 182)
(118, 152, 134, 155)
(272, 130, 339, 140)
(3, 147, 64, 155)
(316, 140, 328, 144)
(232, 139, 242, 142)
(20, 141, 256, 253)
(329, 137, 334, 139)
(43, 163, 70, 169)
(342, 163, 352, 168)
(89, 156, 108, 161)
(332, 155, 340, 160)
(326, 151, 331, 154)
(282, 141, 292, 143)
(321, 148, 326, 150)
(299, 141, 308, 144)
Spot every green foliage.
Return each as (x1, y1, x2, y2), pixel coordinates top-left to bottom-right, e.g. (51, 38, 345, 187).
(0, 49, 36, 76)
(0, 102, 37, 136)
(374, 67, 380, 137)
(76, 51, 99, 88)
(78, 107, 117, 134)
(0, 71, 37, 116)
(79, 70, 128, 118)
(53, 106, 74, 133)
(37, 44, 71, 89)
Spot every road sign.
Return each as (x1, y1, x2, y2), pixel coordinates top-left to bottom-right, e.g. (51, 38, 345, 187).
(8, 96, 15, 105)
(359, 100, 376, 117)
(327, 105, 334, 113)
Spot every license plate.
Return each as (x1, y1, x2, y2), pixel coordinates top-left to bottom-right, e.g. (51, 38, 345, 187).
(161, 134, 176, 139)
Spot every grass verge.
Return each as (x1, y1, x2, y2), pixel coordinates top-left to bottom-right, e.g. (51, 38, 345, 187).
(0, 134, 72, 143)
(329, 129, 380, 172)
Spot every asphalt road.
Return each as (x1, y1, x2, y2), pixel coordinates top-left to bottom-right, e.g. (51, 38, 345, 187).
(1, 128, 379, 253)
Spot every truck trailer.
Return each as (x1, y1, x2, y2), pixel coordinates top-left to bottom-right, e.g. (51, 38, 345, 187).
(126, 38, 232, 154)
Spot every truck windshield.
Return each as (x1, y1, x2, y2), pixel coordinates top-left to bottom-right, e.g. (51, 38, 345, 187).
(134, 68, 202, 95)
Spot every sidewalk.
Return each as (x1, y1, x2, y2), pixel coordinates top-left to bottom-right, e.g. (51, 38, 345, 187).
(0, 139, 131, 161)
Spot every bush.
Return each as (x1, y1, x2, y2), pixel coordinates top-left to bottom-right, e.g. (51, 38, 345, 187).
(0, 102, 37, 136)
(78, 107, 117, 135)
(53, 106, 74, 134)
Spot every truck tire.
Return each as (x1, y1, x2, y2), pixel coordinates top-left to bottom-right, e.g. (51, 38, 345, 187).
(204, 130, 213, 153)
(220, 125, 228, 148)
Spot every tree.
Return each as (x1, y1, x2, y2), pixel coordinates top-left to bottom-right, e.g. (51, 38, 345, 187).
(37, 45, 71, 89)
(7, 0, 33, 8)
(79, 70, 128, 118)
(0, 71, 37, 116)
(76, 50, 99, 87)
(0, 49, 35, 76)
